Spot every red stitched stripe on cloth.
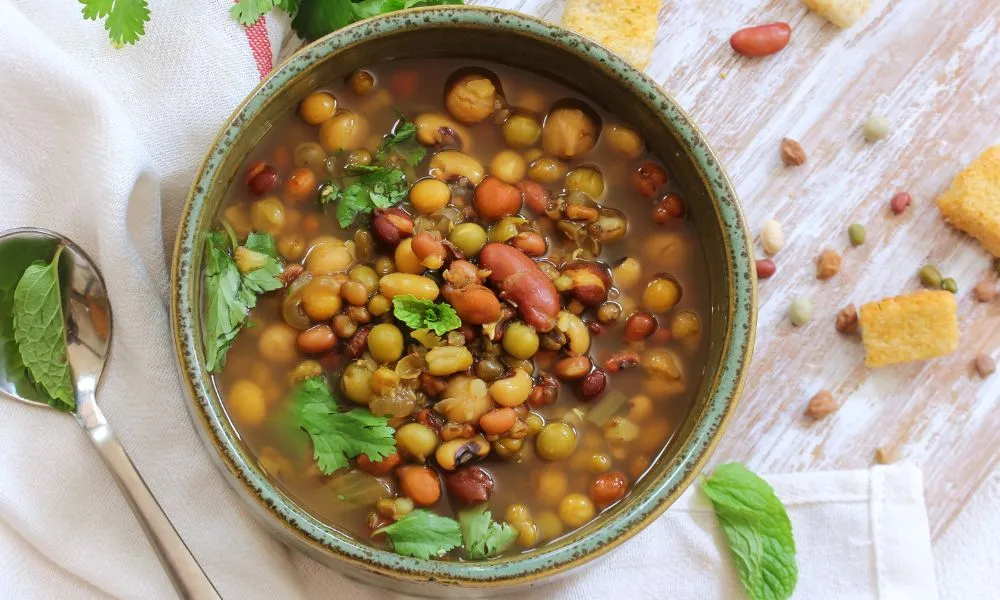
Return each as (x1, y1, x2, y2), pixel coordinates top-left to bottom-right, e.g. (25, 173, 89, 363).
(243, 15, 273, 79)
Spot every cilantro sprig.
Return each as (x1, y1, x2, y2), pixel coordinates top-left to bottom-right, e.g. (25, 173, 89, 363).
(392, 295, 461, 335)
(292, 376, 396, 475)
(701, 463, 798, 600)
(374, 510, 463, 559)
(458, 505, 518, 559)
(326, 164, 409, 228)
(375, 121, 427, 167)
(79, 0, 151, 46)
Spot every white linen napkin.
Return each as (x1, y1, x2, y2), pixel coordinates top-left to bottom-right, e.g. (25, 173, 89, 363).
(0, 1, 947, 598)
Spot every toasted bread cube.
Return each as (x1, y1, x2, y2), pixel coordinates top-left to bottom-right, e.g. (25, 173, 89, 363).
(562, 0, 661, 69)
(859, 291, 959, 368)
(937, 146, 1000, 257)
(801, 0, 872, 28)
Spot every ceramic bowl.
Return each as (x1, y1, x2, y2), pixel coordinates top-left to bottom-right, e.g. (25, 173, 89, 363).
(170, 6, 755, 596)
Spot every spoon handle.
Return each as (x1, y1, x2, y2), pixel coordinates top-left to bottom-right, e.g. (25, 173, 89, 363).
(77, 398, 221, 600)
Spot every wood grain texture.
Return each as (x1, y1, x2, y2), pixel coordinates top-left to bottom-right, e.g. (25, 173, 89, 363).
(473, 0, 1000, 539)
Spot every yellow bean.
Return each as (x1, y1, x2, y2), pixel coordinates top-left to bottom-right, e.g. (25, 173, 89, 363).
(378, 273, 440, 300)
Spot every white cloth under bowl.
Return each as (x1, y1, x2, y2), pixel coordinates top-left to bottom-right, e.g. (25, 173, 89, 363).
(0, 1, 976, 598)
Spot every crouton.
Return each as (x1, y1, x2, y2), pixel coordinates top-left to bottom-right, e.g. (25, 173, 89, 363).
(937, 146, 1000, 257)
(801, 0, 872, 28)
(859, 290, 959, 368)
(562, 0, 661, 69)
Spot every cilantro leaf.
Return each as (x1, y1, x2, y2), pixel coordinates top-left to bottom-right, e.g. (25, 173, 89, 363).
(392, 295, 461, 335)
(374, 510, 462, 559)
(318, 181, 340, 206)
(79, 0, 151, 46)
(458, 505, 518, 559)
(12, 247, 75, 411)
(375, 121, 427, 167)
(333, 165, 408, 228)
(230, 0, 275, 26)
(293, 376, 396, 475)
(237, 232, 283, 304)
(701, 463, 798, 600)
(291, 0, 464, 42)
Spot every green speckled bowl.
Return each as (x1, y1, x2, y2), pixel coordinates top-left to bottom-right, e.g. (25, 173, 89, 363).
(170, 6, 755, 596)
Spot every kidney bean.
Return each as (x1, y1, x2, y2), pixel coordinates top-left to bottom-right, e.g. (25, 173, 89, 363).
(652, 193, 685, 224)
(577, 369, 607, 401)
(730, 23, 792, 57)
(623, 311, 657, 342)
(445, 466, 495, 505)
(479, 243, 560, 332)
(511, 231, 547, 257)
(474, 177, 523, 222)
(756, 258, 776, 279)
(563, 261, 611, 307)
(480, 408, 517, 435)
(297, 324, 336, 354)
(630, 161, 668, 198)
(442, 282, 503, 324)
(246, 161, 277, 196)
(517, 180, 551, 214)
(372, 207, 414, 247)
(356, 452, 401, 476)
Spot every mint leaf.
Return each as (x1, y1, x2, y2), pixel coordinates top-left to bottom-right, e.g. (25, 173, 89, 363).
(458, 505, 518, 559)
(392, 295, 461, 335)
(293, 376, 396, 475)
(374, 509, 462, 559)
(0, 236, 58, 403)
(701, 463, 797, 600)
(12, 247, 75, 411)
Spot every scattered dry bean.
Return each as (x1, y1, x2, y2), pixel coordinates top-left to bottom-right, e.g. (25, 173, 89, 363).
(789, 297, 813, 326)
(756, 258, 776, 279)
(816, 249, 842, 280)
(918, 265, 942, 289)
(729, 22, 792, 57)
(863, 113, 890, 142)
(804, 390, 838, 419)
(848, 224, 866, 247)
(780, 138, 806, 166)
(941, 278, 958, 294)
(890, 192, 912, 215)
(835, 304, 859, 334)
(874, 446, 897, 465)
(974, 354, 996, 378)
(760, 219, 784, 255)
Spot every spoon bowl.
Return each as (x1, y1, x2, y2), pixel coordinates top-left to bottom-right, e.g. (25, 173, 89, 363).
(0, 227, 219, 600)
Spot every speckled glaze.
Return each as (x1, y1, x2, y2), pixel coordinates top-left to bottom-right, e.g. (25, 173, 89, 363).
(170, 6, 755, 596)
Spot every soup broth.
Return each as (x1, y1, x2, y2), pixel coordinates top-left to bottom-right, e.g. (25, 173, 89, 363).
(207, 58, 708, 559)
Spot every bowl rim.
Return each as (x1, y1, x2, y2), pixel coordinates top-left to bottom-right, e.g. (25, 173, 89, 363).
(170, 4, 756, 588)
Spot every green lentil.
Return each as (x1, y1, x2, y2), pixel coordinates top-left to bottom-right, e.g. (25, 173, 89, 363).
(789, 297, 813, 327)
(863, 114, 890, 142)
(918, 265, 942, 289)
(848, 224, 866, 247)
(941, 278, 958, 294)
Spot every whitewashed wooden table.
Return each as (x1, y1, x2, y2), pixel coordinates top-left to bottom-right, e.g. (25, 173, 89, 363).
(476, 0, 1000, 542)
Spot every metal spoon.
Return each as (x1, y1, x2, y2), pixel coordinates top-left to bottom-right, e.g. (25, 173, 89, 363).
(0, 228, 220, 600)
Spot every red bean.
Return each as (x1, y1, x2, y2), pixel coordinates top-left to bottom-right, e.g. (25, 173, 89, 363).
(756, 259, 776, 280)
(730, 23, 792, 57)
(890, 192, 912, 215)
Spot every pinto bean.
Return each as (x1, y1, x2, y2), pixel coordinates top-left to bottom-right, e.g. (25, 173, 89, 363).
(474, 177, 523, 222)
(442, 283, 503, 324)
(478, 243, 560, 332)
(562, 261, 611, 306)
(511, 231, 547, 256)
(411, 232, 447, 269)
(516, 180, 551, 214)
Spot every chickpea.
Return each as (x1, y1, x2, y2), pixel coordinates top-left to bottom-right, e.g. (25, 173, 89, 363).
(299, 91, 337, 125)
(671, 310, 701, 340)
(277, 233, 306, 261)
(258, 323, 298, 364)
(293, 142, 327, 170)
(228, 380, 267, 427)
(374, 256, 395, 276)
(642, 275, 682, 313)
(223, 205, 251, 238)
(493, 437, 524, 460)
(558, 493, 596, 528)
(489, 150, 527, 184)
(522, 148, 544, 164)
(642, 232, 692, 271)
(342, 360, 375, 405)
(542, 106, 598, 160)
(527, 157, 568, 185)
(288, 360, 322, 383)
(445, 73, 497, 123)
(395, 423, 438, 461)
(305, 242, 354, 275)
(394, 238, 424, 274)
(566, 166, 605, 199)
(505, 504, 539, 548)
(489, 370, 533, 407)
(283, 167, 317, 205)
(250, 197, 285, 235)
(525, 412, 544, 435)
(502, 321, 539, 360)
(605, 125, 644, 158)
(368, 294, 391, 317)
(319, 111, 370, 152)
(397, 465, 441, 507)
(346, 149, 373, 168)
(368, 323, 404, 364)
(612, 257, 642, 289)
(537, 422, 578, 460)
(589, 452, 613, 473)
(537, 510, 564, 541)
(347, 265, 378, 293)
(348, 70, 375, 96)
(626, 394, 654, 422)
(301, 276, 343, 321)
(340, 281, 370, 306)
(370, 367, 400, 396)
(503, 113, 542, 148)
(448, 222, 488, 257)
(425, 346, 474, 376)
(409, 178, 451, 214)
(536, 468, 569, 506)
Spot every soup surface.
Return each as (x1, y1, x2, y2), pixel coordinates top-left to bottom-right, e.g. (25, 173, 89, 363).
(206, 58, 708, 560)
